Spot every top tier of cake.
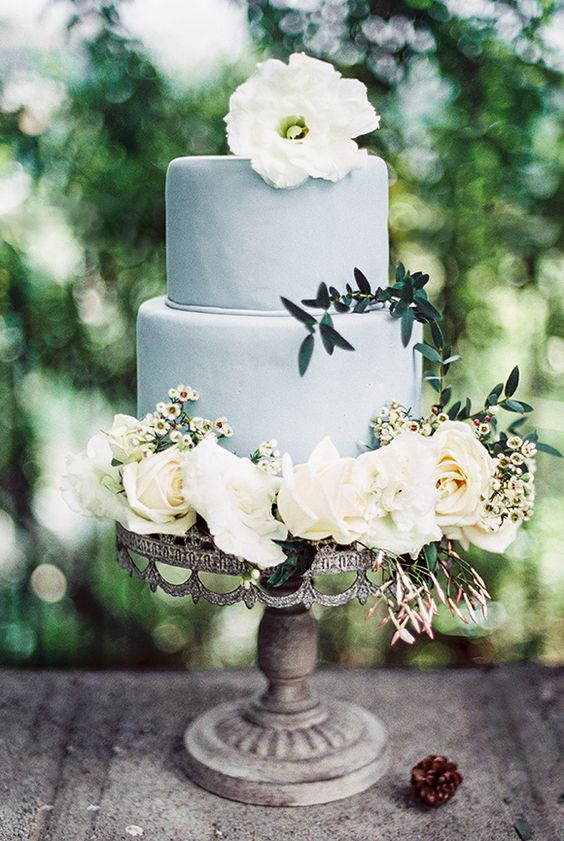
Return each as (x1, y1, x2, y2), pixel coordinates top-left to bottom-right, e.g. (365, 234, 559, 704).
(166, 155, 389, 312)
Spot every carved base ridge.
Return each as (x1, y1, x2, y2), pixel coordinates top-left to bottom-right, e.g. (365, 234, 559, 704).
(183, 697, 388, 806)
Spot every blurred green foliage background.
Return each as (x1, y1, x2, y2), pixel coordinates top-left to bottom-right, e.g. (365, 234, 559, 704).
(0, 0, 562, 669)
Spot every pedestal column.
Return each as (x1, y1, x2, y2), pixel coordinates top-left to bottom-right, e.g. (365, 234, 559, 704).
(183, 581, 388, 806)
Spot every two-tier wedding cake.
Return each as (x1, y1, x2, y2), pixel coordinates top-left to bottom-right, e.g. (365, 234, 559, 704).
(64, 51, 541, 639)
(137, 153, 421, 461)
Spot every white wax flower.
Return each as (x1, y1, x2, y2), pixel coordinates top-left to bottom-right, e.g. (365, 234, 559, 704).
(433, 420, 494, 531)
(182, 435, 287, 568)
(353, 431, 442, 558)
(225, 53, 380, 189)
(122, 447, 196, 535)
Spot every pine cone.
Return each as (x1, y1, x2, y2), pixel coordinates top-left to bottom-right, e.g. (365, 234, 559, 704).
(411, 755, 463, 807)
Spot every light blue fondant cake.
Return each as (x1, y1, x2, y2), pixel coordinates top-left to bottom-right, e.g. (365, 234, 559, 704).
(137, 156, 422, 461)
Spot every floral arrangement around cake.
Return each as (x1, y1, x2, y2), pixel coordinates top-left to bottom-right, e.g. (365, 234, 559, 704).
(62, 54, 560, 646)
(63, 269, 559, 645)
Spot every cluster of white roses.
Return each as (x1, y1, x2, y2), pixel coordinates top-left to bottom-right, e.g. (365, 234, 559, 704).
(370, 404, 536, 553)
(63, 387, 530, 578)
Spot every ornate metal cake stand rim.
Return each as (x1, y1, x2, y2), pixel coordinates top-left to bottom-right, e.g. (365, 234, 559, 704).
(115, 523, 385, 609)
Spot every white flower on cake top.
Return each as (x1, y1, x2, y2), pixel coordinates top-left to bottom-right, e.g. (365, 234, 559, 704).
(225, 53, 380, 189)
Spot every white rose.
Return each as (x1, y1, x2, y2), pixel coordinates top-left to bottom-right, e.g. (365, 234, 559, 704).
(122, 447, 196, 535)
(225, 53, 380, 189)
(433, 421, 494, 533)
(353, 431, 442, 558)
(182, 435, 287, 568)
(107, 413, 151, 464)
(277, 437, 366, 544)
(61, 433, 129, 523)
(448, 519, 519, 554)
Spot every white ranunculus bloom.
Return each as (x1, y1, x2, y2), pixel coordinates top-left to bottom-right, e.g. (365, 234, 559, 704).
(277, 437, 365, 543)
(433, 421, 494, 533)
(61, 432, 129, 523)
(449, 519, 519, 554)
(353, 432, 442, 558)
(182, 435, 287, 568)
(225, 53, 380, 189)
(122, 447, 196, 535)
(107, 413, 151, 464)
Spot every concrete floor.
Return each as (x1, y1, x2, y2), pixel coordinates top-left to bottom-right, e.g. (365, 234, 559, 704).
(0, 665, 562, 841)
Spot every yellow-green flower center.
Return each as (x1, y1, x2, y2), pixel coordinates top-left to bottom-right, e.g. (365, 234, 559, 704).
(278, 115, 309, 141)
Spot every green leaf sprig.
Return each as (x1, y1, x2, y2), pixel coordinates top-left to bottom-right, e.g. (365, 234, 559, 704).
(414, 338, 562, 456)
(281, 263, 443, 376)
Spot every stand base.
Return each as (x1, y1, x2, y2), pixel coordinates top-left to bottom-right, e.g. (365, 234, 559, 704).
(184, 697, 388, 806)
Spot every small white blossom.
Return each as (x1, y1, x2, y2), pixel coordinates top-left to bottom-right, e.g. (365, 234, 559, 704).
(153, 419, 169, 436)
(507, 435, 523, 450)
(164, 403, 181, 420)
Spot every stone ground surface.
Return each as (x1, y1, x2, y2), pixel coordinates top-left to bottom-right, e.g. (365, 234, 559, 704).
(0, 665, 562, 841)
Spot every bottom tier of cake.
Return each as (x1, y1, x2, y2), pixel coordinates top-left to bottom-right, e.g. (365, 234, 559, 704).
(137, 297, 422, 462)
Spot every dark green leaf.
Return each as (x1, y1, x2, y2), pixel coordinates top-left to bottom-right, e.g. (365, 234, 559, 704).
(430, 320, 444, 349)
(401, 307, 415, 347)
(329, 286, 340, 298)
(353, 298, 369, 313)
(411, 271, 429, 289)
(505, 365, 520, 397)
(392, 299, 408, 318)
(513, 817, 534, 841)
(402, 275, 414, 304)
(507, 417, 527, 433)
(503, 399, 533, 413)
(298, 334, 315, 376)
(301, 298, 320, 307)
(414, 342, 441, 363)
(354, 267, 371, 294)
(536, 442, 563, 457)
(281, 296, 316, 328)
(395, 262, 406, 283)
(457, 397, 472, 420)
(423, 542, 438, 572)
(320, 323, 336, 355)
(317, 282, 330, 310)
(320, 323, 355, 352)
(414, 294, 442, 321)
(111, 458, 123, 467)
(440, 386, 452, 406)
(425, 375, 441, 393)
(487, 383, 504, 404)
(334, 300, 350, 313)
(267, 555, 297, 587)
(448, 400, 461, 420)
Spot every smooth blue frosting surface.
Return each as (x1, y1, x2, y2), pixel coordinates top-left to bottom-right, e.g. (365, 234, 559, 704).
(137, 297, 422, 462)
(166, 155, 389, 311)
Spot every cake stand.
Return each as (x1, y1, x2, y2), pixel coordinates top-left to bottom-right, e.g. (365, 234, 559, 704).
(116, 523, 389, 807)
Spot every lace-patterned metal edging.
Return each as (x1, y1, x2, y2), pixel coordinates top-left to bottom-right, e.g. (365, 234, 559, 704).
(115, 523, 385, 609)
